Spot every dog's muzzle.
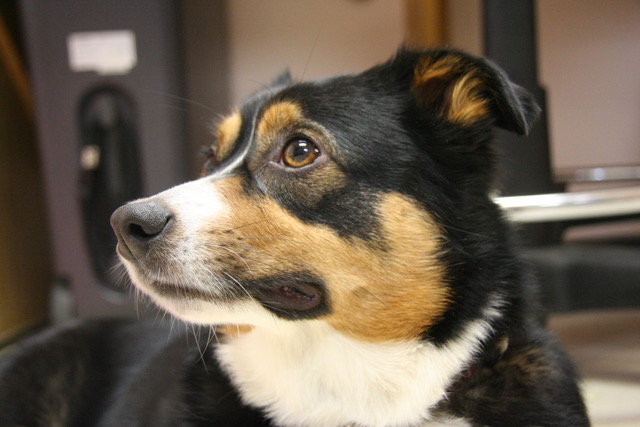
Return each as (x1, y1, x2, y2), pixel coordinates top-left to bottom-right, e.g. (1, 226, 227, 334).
(110, 200, 172, 261)
(110, 195, 327, 316)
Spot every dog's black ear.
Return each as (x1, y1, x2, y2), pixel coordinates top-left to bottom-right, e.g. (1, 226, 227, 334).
(408, 50, 540, 135)
(270, 69, 294, 88)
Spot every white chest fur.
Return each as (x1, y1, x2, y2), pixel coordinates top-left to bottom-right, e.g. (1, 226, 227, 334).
(215, 319, 492, 427)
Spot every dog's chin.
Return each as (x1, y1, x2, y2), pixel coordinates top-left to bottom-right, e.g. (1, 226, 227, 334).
(120, 271, 256, 326)
(141, 280, 326, 326)
(140, 283, 274, 326)
(120, 255, 328, 326)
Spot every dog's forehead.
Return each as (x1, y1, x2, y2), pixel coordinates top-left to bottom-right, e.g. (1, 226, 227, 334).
(235, 79, 337, 137)
(210, 91, 272, 175)
(212, 87, 286, 169)
(212, 74, 408, 176)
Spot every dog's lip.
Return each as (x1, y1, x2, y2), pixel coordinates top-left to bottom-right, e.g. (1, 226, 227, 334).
(145, 277, 323, 312)
(115, 240, 134, 261)
(253, 281, 323, 312)
(148, 281, 214, 301)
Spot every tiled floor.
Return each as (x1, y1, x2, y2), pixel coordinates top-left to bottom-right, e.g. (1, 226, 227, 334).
(549, 309, 640, 427)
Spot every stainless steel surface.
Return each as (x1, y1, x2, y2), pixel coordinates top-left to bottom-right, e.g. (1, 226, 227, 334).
(496, 186, 640, 223)
(556, 165, 640, 183)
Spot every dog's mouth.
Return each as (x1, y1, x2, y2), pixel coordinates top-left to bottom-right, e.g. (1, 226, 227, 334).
(253, 280, 324, 312)
(147, 275, 326, 316)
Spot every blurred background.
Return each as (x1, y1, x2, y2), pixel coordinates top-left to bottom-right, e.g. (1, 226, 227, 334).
(0, 1, 638, 425)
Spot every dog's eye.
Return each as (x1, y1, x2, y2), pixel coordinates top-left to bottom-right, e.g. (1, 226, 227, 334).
(281, 138, 320, 168)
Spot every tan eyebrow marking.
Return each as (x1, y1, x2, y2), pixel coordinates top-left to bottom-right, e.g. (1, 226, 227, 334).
(215, 109, 242, 162)
(256, 101, 304, 141)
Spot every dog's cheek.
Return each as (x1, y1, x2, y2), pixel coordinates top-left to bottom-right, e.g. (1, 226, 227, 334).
(256, 162, 347, 207)
(230, 191, 453, 343)
(320, 193, 452, 342)
(252, 163, 387, 243)
(197, 176, 322, 279)
(194, 183, 452, 342)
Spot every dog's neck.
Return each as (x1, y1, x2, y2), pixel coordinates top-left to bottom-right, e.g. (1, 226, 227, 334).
(215, 318, 493, 427)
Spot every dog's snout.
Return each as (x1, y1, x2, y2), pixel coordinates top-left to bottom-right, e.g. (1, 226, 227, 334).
(110, 201, 172, 260)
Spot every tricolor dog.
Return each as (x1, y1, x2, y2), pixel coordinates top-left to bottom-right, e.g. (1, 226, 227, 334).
(0, 49, 589, 426)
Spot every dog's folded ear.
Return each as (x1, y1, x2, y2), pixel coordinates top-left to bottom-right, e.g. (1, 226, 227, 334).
(270, 69, 294, 89)
(407, 49, 540, 135)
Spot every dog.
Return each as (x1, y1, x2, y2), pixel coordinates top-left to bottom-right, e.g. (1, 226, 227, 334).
(0, 48, 589, 426)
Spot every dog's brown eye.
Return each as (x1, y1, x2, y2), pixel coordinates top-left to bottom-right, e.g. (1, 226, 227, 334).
(282, 138, 320, 168)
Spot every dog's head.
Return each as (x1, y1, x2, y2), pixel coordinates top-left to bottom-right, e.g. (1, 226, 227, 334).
(111, 49, 538, 343)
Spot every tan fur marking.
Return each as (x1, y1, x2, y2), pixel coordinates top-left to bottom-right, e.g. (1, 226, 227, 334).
(257, 101, 304, 142)
(218, 324, 254, 339)
(325, 193, 451, 342)
(448, 73, 488, 124)
(215, 110, 242, 162)
(203, 179, 450, 343)
(414, 55, 465, 83)
(413, 56, 489, 126)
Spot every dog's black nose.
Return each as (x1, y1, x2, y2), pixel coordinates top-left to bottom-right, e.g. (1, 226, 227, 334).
(110, 201, 172, 260)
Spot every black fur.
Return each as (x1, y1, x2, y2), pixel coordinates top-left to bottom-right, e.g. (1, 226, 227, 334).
(0, 320, 267, 427)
